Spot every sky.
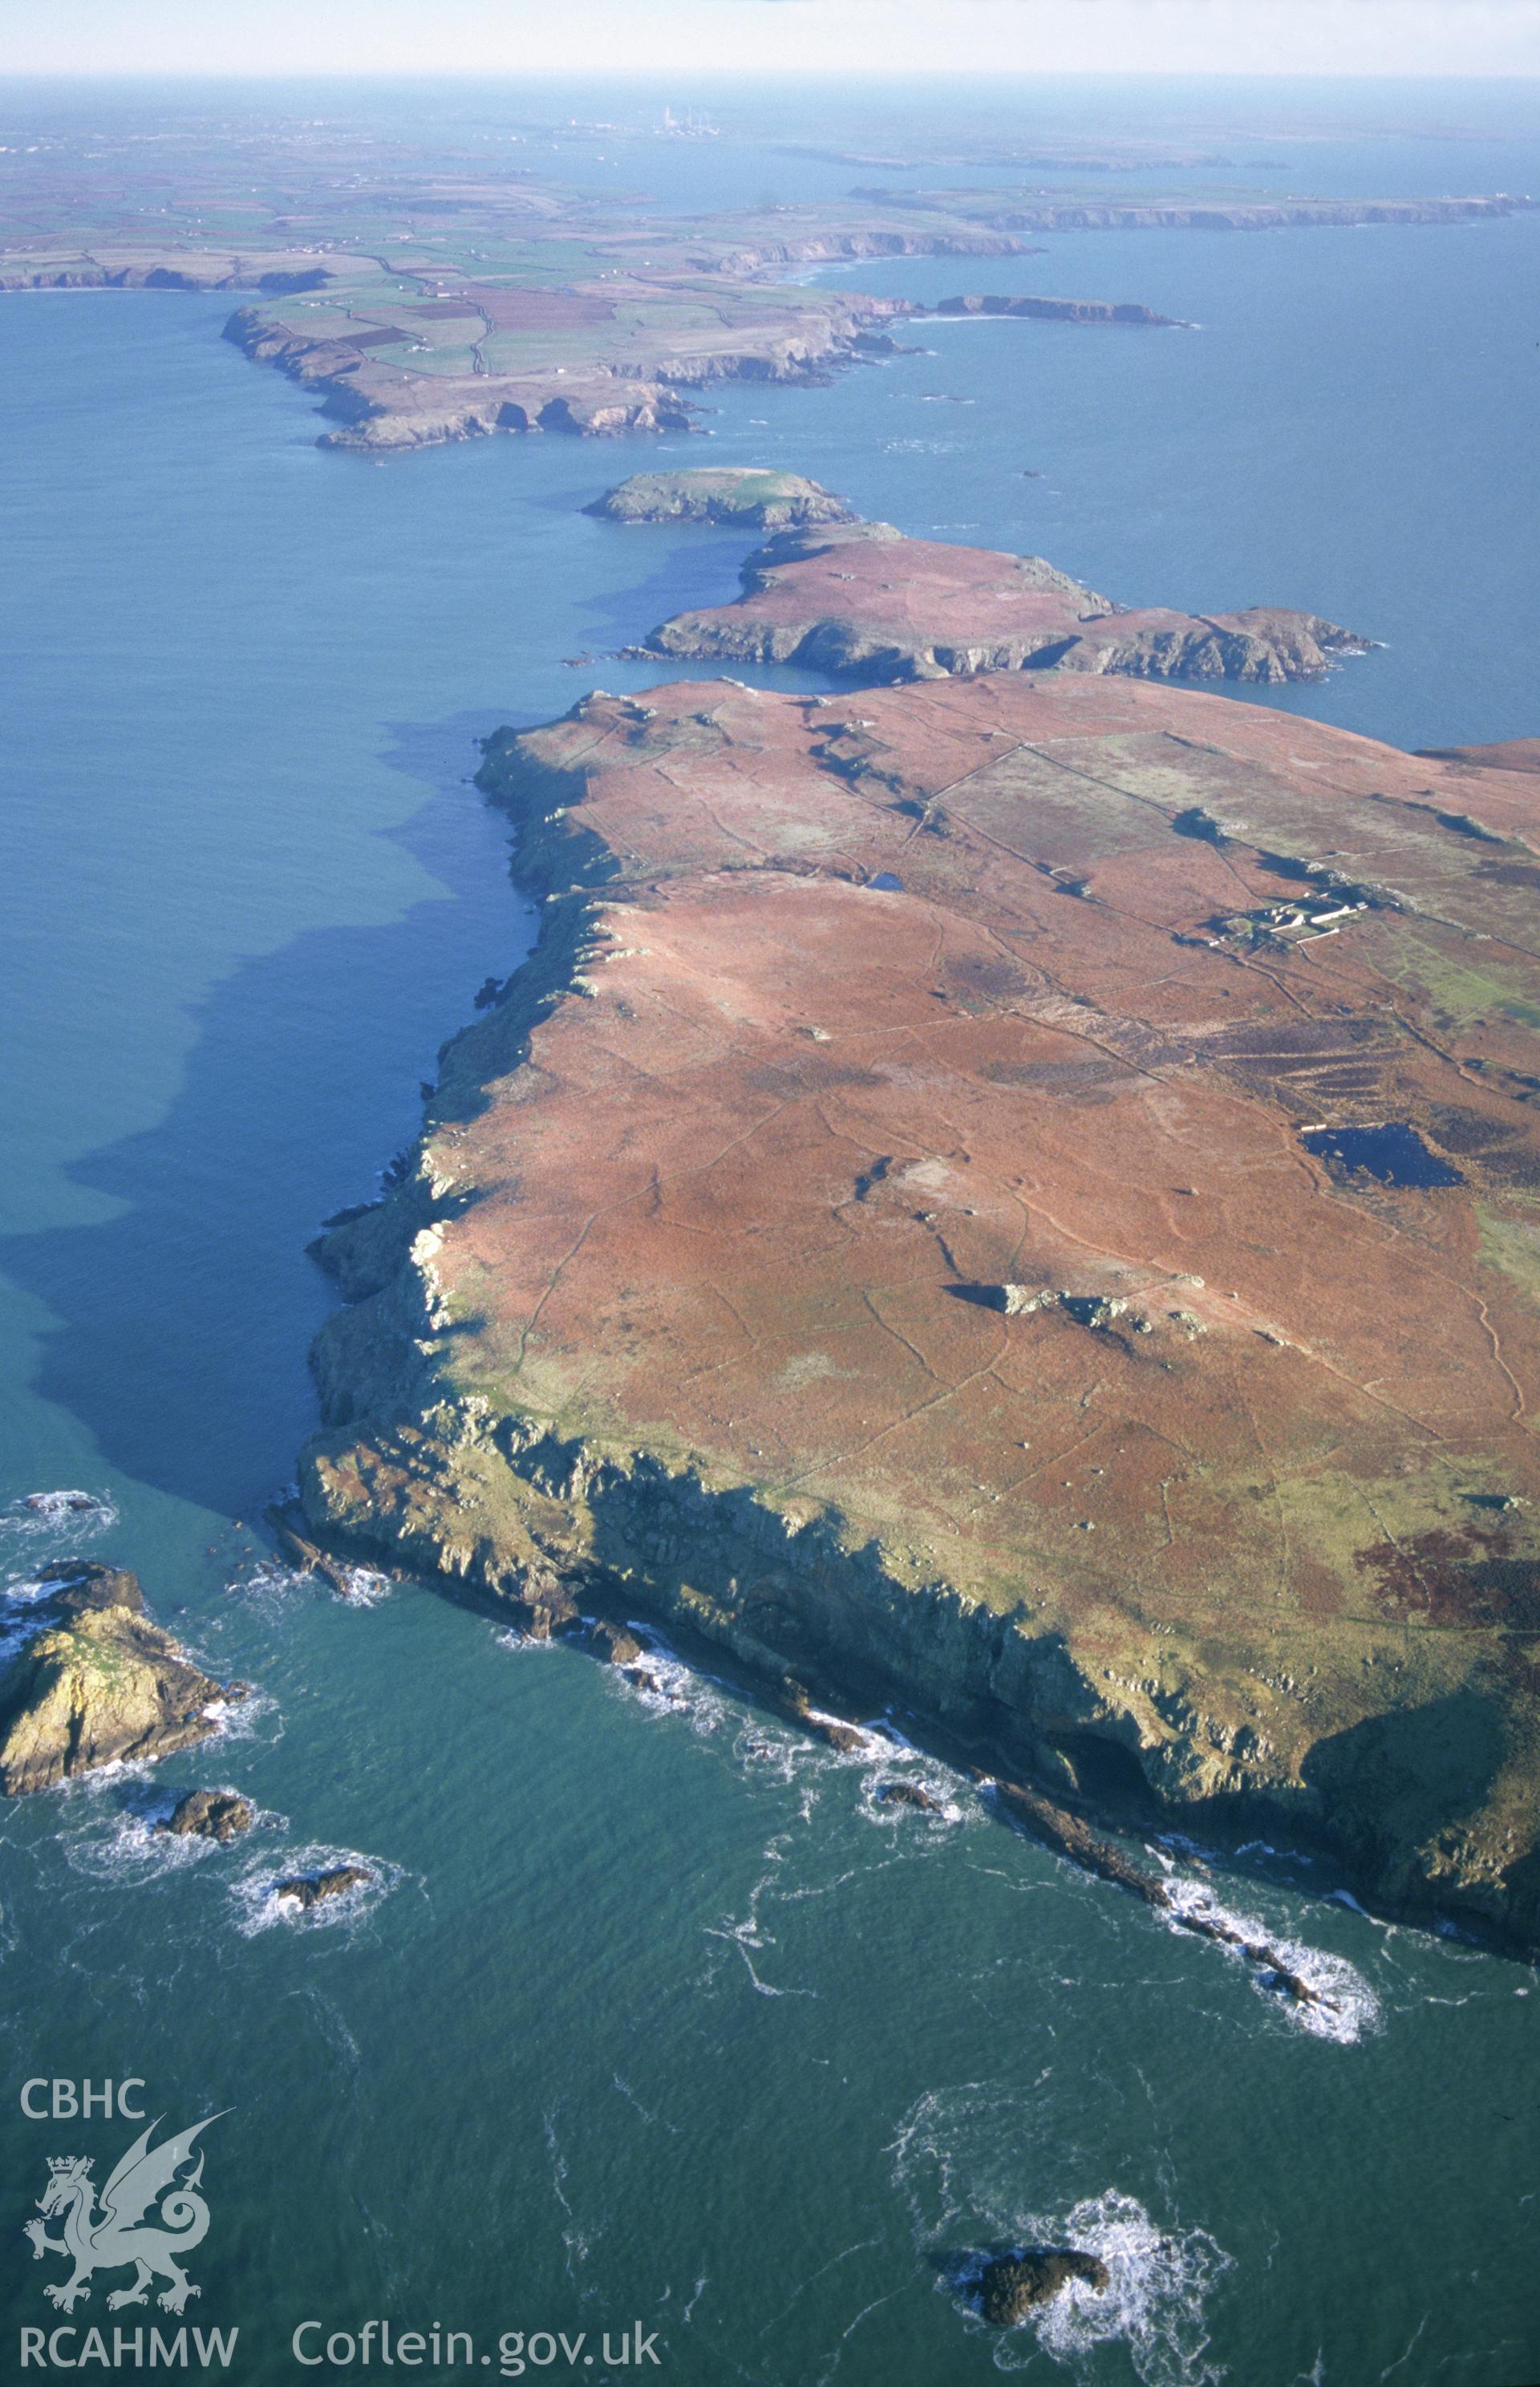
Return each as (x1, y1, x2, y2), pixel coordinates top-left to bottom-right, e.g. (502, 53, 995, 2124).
(4, 0, 1539, 81)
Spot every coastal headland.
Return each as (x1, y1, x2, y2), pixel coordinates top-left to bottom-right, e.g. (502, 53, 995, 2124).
(299, 647, 1540, 1952)
(642, 519, 1369, 683)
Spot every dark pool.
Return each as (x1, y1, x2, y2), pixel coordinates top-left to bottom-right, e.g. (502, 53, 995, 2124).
(1301, 1122, 1465, 1186)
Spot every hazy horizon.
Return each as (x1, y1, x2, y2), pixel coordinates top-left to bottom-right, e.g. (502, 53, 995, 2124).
(6, 1, 1540, 83)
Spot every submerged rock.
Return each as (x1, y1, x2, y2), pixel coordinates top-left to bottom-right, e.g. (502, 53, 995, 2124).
(979, 2247, 1110, 2324)
(274, 1864, 371, 1911)
(159, 1789, 255, 1843)
(0, 1565, 238, 1795)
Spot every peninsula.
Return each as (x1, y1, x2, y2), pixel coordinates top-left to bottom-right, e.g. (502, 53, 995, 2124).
(300, 654, 1540, 1953)
(2, 112, 1526, 456)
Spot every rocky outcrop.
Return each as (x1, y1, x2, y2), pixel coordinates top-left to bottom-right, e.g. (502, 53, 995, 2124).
(274, 1864, 371, 1911)
(587, 468, 855, 531)
(159, 1789, 255, 1842)
(589, 1620, 644, 1665)
(646, 523, 1368, 686)
(0, 1565, 238, 1794)
(989, 1777, 1334, 2007)
(979, 2248, 1110, 2324)
(876, 1780, 942, 1812)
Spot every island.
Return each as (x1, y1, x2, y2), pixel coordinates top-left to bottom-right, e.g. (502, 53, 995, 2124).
(642, 521, 1369, 683)
(0, 1563, 241, 1793)
(926, 293, 1189, 327)
(298, 650, 1540, 1953)
(587, 468, 855, 531)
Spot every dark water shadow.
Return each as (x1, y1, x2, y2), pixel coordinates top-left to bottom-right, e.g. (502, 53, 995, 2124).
(0, 710, 545, 1519)
(571, 522, 762, 650)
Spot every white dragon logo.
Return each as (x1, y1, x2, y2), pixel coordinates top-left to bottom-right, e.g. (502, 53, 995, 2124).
(24, 2113, 225, 2315)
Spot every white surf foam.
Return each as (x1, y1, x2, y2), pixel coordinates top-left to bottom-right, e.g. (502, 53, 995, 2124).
(64, 1788, 278, 1886)
(894, 2079, 1234, 2386)
(201, 1686, 278, 1748)
(1161, 1878, 1379, 2042)
(950, 2190, 1234, 2385)
(0, 1575, 65, 1663)
(1, 1490, 117, 1546)
(329, 1564, 392, 1607)
(229, 1841, 404, 1937)
(610, 1628, 732, 1739)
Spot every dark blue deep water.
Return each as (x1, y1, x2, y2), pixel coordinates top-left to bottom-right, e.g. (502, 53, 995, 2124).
(0, 81, 1538, 2387)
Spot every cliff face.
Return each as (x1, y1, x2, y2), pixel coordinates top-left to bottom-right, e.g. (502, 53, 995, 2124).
(302, 669, 1540, 1951)
(645, 523, 1369, 686)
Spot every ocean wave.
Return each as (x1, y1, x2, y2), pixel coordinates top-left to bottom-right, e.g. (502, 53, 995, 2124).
(607, 1629, 975, 1822)
(229, 1841, 406, 1938)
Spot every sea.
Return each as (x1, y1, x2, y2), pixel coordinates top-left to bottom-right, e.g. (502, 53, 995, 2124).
(0, 75, 1537, 2387)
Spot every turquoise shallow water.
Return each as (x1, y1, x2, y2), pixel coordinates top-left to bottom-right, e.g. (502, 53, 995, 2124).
(1, 85, 1538, 2387)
